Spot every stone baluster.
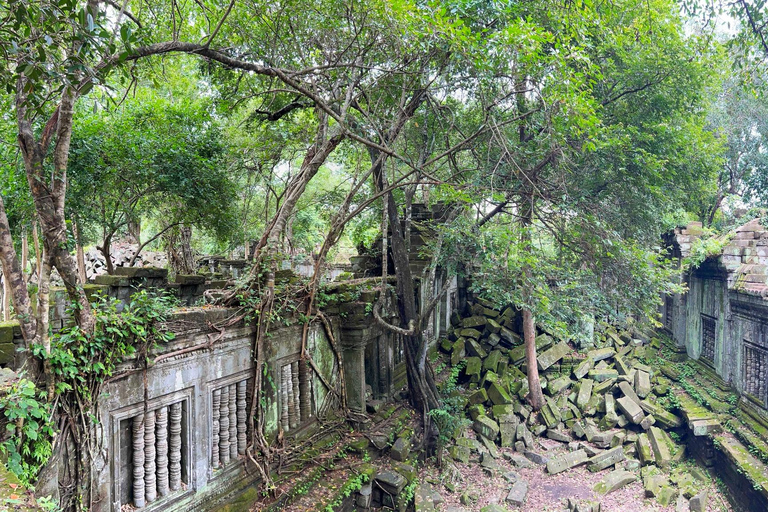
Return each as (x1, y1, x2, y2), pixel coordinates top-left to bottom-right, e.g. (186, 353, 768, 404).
(156, 406, 169, 497)
(144, 410, 157, 503)
(219, 387, 230, 465)
(132, 414, 146, 508)
(281, 365, 290, 432)
(236, 381, 247, 455)
(286, 363, 298, 430)
(169, 402, 182, 491)
(291, 361, 300, 428)
(228, 384, 237, 460)
(212, 389, 221, 468)
(298, 359, 311, 422)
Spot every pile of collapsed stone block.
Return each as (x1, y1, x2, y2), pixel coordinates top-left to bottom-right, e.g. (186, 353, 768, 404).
(441, 299, 710, 511)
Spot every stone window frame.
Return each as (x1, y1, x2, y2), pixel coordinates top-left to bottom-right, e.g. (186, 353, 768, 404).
(206, 370, 252, 480)
(277, 354, 315, 436)
(700, 313, 717, 366)
(110, 387, 194, 512)
(742, 340, 768, 406)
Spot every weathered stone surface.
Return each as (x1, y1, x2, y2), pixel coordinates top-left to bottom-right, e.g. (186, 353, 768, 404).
(463, 316, 487, 329)
(588, 368, 618, 382)
(414, 484, 436, 512)
(648, 427, 672, 468)
(547, 376, 572, 396)
(587, 446, 625, 472)
(466, 338, 488, 358)
(547, 449, 588, 474)
(449, 445, 470, 464)
(577, 379, 594, 411)
(573, 358, 594, 380)
(451, 339, 466, 366)
(616, 396, 644, 424)
(638, 400, 683, 428)
(484, 350, 503, 373)
(506, 480, 528, 507)
(547, 429, 572, 443)
(657, 486, 678, 506)
(517, 423, 534, 449)
(474, 416, 500, 441)
(540, 397, 562, 428)
(505, 452, 533, 468)
(637, 434, 653, 466)
(614, 356, 631, 376)
(588, 347, 616, 363)
(488, 382, 514, 406)
(594, 469, 637, 495)
(640, 414, 655, 430)
(538, 342, 570, 371)
(618, 381, 641, 405)
(591, 431, 615, 449)
(690, 419, 722, 436)
(375, 470, 407, 494)
(500, 419, 518, 448)
(468, 388, 488, 406)
(524, 450, 548, 465)
(391, 437, 410, 462)
(635, 370, 651, 398)
(464, 357, 483, 379)
(689, 490, 707, 512)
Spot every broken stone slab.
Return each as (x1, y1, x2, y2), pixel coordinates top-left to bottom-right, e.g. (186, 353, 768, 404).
(487, 318, 502, 334)
(616, 396, 644, 424)
(451, 339, 466, 366)
(577, 379, 594, 411)
(644, 472, 667, 497)
(657, 485, 679, 507)
(479, 435, 500, 459)
(689, 490, 707, 512)
(506, 479, 529, 507)
(474, 416, 500, 441)
(594, 469, 637, 495)
(587, 347, 616, 363)
(460, 328, 483, 340)
(540, 397, 562, 428)
(572, 420, 586, 439)
(468, 388, 489, 406)
(547, 449, 589, 474)
(573, 358, 594, 380)
(538, 342, 570, 371)
(524, 450, 548, 465)
(640, 414, 655, 430)
(391, 437, 411, 461)
(488, 333, 501, 347)
(504, 452, 533, 468)
(617, 381, 641, 405)
(488, 382, 514, 406)
(484, 350, 503, 373)
(466, 338, 488, 358)
(547, 429, 572, 443)
(464, 357, 483, 379)
(588, 368, 619, 383)
(636, 434, 653, 466)
(493, 404, 516, 418)
(638, 400, 683, 428)
(587, 446, 625, 472)
(593, 378, 616, 395)
(449, 445, 470, 464)
(547, 375, 572, 396)
(481, 456, 502, 476)
(648, 426, 672, 468)
(516, 423, 534, 449)
(462, 316, 488, 329)
(635, 370, 651, 398)
(375, 470, 408, 495)
(690, 419, 722, 437)
(614, 356, 631, 376)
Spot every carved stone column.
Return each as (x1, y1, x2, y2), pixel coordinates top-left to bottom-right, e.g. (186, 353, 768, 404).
(211, 389, 221, 468)
(228, 384, 237, 461)
(156, 406, 169, 497)
(298, 359, 311, 422)
(236, 381, 247, 455)
(132, 414, 146, 508)
(219, 387, 230, 465)
(281, 365, 290, 431)
(169, 402, 182, 491)
(144, 410, 157, 503)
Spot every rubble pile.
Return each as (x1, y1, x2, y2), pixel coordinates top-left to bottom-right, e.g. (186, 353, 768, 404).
(82, 242, 167, 280)
(440, 298, 711, 511)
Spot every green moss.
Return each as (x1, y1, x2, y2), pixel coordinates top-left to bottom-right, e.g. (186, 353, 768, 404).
(0, 321, 18, 344)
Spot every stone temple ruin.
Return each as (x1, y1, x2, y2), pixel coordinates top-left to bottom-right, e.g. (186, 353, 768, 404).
(2, 215, 768, 511)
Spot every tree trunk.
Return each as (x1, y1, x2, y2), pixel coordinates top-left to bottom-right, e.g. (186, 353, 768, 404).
(99, 233, 115, 275)
(21, 227, 28, 278)
(0, 196, 37, 347)
(73, 219, 87, 283)
(521, 199, 544, 410)
(1, 272, 9, 321)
